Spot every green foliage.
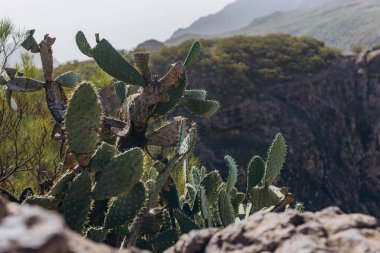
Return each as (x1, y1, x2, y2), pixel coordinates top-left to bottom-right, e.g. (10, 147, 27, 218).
(351, 44, 365, 54)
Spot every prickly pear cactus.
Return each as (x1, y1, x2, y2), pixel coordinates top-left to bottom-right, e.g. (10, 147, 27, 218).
(4, 29, 296, 253)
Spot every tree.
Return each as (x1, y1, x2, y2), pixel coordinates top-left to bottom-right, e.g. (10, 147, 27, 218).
(0, 18, 24, 71)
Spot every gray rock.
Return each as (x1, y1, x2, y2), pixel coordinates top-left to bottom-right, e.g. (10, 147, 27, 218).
(166, 207, 380, 253)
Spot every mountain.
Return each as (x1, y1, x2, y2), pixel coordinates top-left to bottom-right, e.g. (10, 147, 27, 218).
(229, 0, 380, 51)
(167, 0, 331, 45)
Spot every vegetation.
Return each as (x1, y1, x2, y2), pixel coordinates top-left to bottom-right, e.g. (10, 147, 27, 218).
(0, 29, 297, 252)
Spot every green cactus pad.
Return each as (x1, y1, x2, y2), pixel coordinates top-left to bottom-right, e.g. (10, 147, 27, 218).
(66, 82, 101, 165)
(184, 41, 201, 67)
(21, 30, 39, 52)
(91, 39, 145, 86)
(104, 181, 145, 229)
(154, 66, 187, 115)
(49, 168, 79, 200)
(179, 97, 220, 117)
(183, 89, 207, 100)
(265, 133, 287, 186)
(24, 196, 59, 210)
(92, 148, 143, 200)
(148, 228, 178, 252)
(85, 227, 108, 243)
(55, 71, 81, 88)
(248, 186, 283, 210)
(247, 156, 265, 189)
(200, 187, 214, 227)
(62, 170, 92, 233)
(225, 156, 238, 194)
(201, 171, 223, 205)
(89, 142, 118, 173)
(218, 188, 235, 227)
(75, 31, 93, 57)
(174, 209, 199, 233)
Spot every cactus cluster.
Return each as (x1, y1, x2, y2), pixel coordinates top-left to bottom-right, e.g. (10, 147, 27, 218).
(0, 30, 295, 252)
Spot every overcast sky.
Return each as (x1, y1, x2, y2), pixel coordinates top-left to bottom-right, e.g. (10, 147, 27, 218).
(0, 0, 234, 63)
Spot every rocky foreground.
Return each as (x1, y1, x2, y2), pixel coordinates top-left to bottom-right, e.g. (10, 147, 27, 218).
(0, 198, 379, 253)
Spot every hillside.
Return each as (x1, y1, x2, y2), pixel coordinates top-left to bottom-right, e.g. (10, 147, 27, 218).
(229, 0, 380, 51)
(167, 0, 330, 45)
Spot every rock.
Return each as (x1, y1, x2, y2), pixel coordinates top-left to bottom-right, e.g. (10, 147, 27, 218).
(189, 49, 380, 218)
(0, 198, 146, 253)
(166, 207, 380, 253)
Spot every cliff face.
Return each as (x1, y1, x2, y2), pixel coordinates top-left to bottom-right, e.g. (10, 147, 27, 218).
(194, 50, 380, 218)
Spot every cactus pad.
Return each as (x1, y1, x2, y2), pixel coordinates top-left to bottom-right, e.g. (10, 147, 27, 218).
(248, 186, 283, 210)
(183, 89, 207, 100)
(104, 181, 145, 229)
(218, 188, 235, 227)
(179, 97, 220, 117)
(247, 156, 265, 189)
(201, 171, 223, 205)
(55, 71, 81, 88)
(225, 156, 238, 194)
(184, 41, 201, 67)
(265, 133, 286, 186)
(75, 31, 93, 57)
(91, 38, 145, 86)
(62, 170, 92, 233)
(154, 63, 187, 115)
(92, 148, 143, 200)
(65, 82, 101, 166)
(89, 142, 118, 173)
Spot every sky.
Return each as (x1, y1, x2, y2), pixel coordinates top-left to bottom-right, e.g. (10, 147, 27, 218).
(0, 0, 234, 63)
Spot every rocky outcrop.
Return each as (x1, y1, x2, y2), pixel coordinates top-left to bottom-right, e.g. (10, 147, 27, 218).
(166, 207, 380, 253)
(1, 196, 379, 253)
(0, 198, 146, 253)
(192, 49, 380, 218)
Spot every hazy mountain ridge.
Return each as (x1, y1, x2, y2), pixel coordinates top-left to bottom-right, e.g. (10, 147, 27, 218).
(166, 0, 380, 51)
(168, 0, 331, 44)
(229, 0, 380, 51)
